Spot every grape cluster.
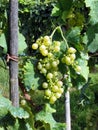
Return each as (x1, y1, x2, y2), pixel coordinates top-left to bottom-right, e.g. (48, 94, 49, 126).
(32, 36, 81, 104)
(32, 36, 64, 104)
(61, 47, 81, 73)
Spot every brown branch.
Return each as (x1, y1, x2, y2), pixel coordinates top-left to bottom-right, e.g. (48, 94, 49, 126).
(89, 53, 98, 57)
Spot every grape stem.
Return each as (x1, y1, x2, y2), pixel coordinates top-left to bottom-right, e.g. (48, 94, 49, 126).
(50, 26, 69, 48)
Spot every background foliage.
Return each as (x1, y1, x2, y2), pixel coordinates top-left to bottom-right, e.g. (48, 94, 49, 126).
(0, 0, 98, 130)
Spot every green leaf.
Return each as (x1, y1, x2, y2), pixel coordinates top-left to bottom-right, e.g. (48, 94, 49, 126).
(0, 95, 11, 120)
(77, 58, 89, 81)
(57, 0, 73, 11)
(0, 33, 7, 54)
(35, 104, 65, 130)
(18, 32, 27, 54)
(23, 60, 40, 91)
(83, 25, 98, 52)
(0, 32, 27, 55)
(66, 27, 81, 44)
(85, 0, 98, 25)
(88, 33, 98, 52)
(9, 106, 29, 119)
(0, 96, 11, 109)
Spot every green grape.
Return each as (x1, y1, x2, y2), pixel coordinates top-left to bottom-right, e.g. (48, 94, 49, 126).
(52, 61, 58, 68)
(55, 92, 62, 98)
(48, 52, 53, 58)
(41, 49, 48, 56)
(54, 41, 61, 46)
(64, 56, 72, 65)
(58, 88, 64, 94)
(46, 73, 53, 79)
(51, 85, 58, 92)
(43, 36, 51, 46)
(67, 47, 76, 54)
(45, 89, 51, 97)
(45, 62, 51, 69)
(54, 46, 60, 52)
(32, 43, 38, 50)
(42, 82, 48, 89)
(75, 65, 81, 73)
(57, 81, 63, 87)
(37, 63, 42, 70)
(21, 99, 26, 105)
(70, 53, 76, 61)
(49, 95, 57, 104)
(41, 68, 47, 74)
(39, 45, 46, 51)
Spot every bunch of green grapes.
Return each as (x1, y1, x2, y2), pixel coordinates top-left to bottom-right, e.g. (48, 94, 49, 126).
(61, 47, 81, 73)
(32, 36, 81, 104)
(32, 36, 64, 104)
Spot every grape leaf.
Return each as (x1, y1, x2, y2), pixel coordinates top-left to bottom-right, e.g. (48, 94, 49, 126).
(88, 33, 98, 52)
(23, 60, 40, 91)
(77, 58, 89, 81)
(0, 33, 7, 54)
(83, 25, 98, 52)
(9, 106, 29, 119)
(35, 104, 65, 130)
(0, 95, 11, 120)
(18, 32, 27, 54)
(66, 27, 81, 43)
(85, 0, 98, 25)
(0, 32, 27, 55)
(0, 95, 11, 109)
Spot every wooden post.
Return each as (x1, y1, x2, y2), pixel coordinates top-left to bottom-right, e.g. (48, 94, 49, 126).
(9, 0, 19, 107)
(65, 90, 71, 130)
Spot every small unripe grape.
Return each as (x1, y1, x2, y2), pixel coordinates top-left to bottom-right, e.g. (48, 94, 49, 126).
(61, 57, 65, 63)
(52, 61, 58, 68)
(45, 63, 51, 69)
(49, 95, 57, 104)
(48, 53, 53, 58)
(32, 43, 38, 50)
(37, 63, 42, 70)
(57, 81, 63, 87)
(56, 60, 60, 64)
(41, 68, 47, 74)
(39, 45, 46, 51)
(65, 56, 72, 65)
(55, 92, 62, 98)
(67, 47, 76, 54)
(45, 89, 51, 97)
(44, 36, 50, 42)
(47, 73, 53, 79)
(51, 85, 58, 92)
(54, 46, 60, 52)
(58, 88, 64, 94)
(70, 53, 76, 61)
(44, 36, 51, 46)
(54, 41, 61, 46)
(21, 100, 26, 105)
(42, 82, 48, 89)
(75, 65, 81, 72)
(41, 49, 48, 56)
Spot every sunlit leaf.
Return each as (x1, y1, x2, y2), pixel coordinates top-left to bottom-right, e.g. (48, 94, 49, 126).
(9, 106, 29, 119)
